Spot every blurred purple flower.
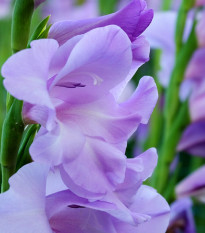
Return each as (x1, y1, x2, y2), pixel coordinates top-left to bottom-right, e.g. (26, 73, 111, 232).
(0, 0, 11, 18)
(178, 12, 205, 156)
(167, 198, 196, 233)
(119, 0, 180, 11)
(144, 11, 192, 87)
(178, 121, 205, 157)
(176, 166, 205, 202)
(2, 0, 157, 198)
(196, 0, 205, 6)
(0, 152, 170, 233)
(42, 0, 98, 23)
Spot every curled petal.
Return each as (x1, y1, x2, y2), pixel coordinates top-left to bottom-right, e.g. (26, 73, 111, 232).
(116, 148, 158, 204)
(30, 122, 85, 166)
(111, 36, 150, 100)
(120, 76, 158, 125)
(2, 39, 59, 109)
(61, 138, 126, 198)
(49, 0, 153, 45)
(50, 25, 132, 104)
(113, 185, 170, 233)
(0, 163, 52, 233)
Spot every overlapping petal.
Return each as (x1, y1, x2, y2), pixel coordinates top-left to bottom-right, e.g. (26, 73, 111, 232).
(50, 25, 133, 104)
(2, 39, 59, 109)
(49, 0, 153, 45)
(30, 122, 85, 166)
(113, 185, 170, 233)
(60, 138, 126, 197)
(0, 161, 170, 233)
(116, 148, 158, 204)
(0, 163, 52, 233)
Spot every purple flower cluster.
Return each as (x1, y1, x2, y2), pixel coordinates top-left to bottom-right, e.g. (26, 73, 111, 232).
(0, 0, 170, 232)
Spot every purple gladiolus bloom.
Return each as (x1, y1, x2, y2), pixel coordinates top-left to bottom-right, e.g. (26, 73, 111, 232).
(167, 198, 196, 233)
(2, 23, 157, 198)
(176, 166, 205, 202)
(0, 150, 170, 233)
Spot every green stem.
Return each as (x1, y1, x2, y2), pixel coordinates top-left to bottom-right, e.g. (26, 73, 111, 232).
(11, 0, 34, 53)
(162, 0, 172, 11)
(0, 0, 35, 192)
(16, 124, 38, 171)
(0, 100, 24, 192)
(164, 21, 197, 134)
(152, 14, 197, 199)
(190, 156, 205, 173)
(144, 50, 163, 150)
(175, 0, 194, 54)
(151, 101, 190, 197)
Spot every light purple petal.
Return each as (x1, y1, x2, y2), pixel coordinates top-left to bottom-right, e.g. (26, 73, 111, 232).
(56, 94, 141, 144)
(113, 185, 170, 233)
(61, 138, 126, 198)
(48, 204, 117, 233)
(49, 0, 153, 45)
(50, 25, 132, 104)
(176, 166, 205, 202)
(30, 122, 85, 166)
(46, 189, 116, 221)
(54, 76, 157, 146)
(2, 39, 59, 109)
(111, 36, 150, 100)
(49, 35, 83, 78)
(0, 162, 52, 233)
(116, 148, 158, 204)
(178, 121, 205, 156)
(120, 76, 158, 125)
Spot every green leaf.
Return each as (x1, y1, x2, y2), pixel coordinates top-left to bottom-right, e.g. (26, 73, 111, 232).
(16, 124, 39, 171)
(28, 15, 51, 46)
